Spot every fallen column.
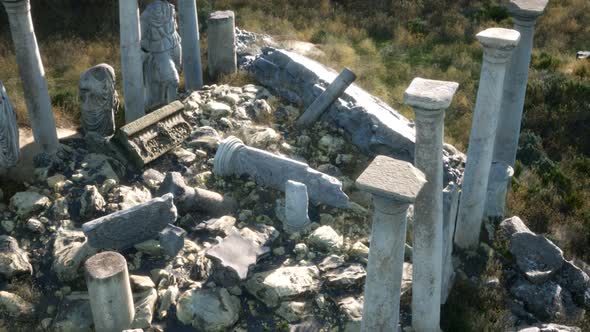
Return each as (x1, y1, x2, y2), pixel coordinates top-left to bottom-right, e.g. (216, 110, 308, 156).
(114, 100, 192, 168)
(207, 10, 237, 79)
(82, 193, 177, 250)
(0, 81, 19, 170)
(1, 0, 59, 153)
(119, 0, 145, 123)
(178, 0, 204, 90)
(214, 136, 349, 208)
(356, 155, 426, 332)
(284, 180, 311, 234)
(295, 68, 356, 128)
(490, 0, 548, 216)
(404, 77, 459, 332)
(85, 251, 135, 332)
(455, 28, 521, 249)
(156, 171, 238, 216)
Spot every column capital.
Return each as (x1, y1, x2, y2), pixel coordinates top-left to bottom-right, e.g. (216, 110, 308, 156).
(1, 0, 30, 14)
(213, 136, 245, 176)
(404, 77, 459, 112)
(508, 0, 548, 25)
(477, 28, 521, 64)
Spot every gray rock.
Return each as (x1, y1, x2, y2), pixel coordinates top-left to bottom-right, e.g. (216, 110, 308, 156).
(245, 265, 321, 307)
(142, 168, 165, 189)
(9, 191, 51, 218)
(52, 296, 93, 332)
(112, 185, 152, 210)
(0, 291, 34, 319)
(52, 228, 97, 282)
(510, 280, 564, 321)
(308, 225, 343, 252)
(318, 254, 345, 272)
(338, 296, 363, 332)
(324, 264, 367, 289)
(82, 193, 177, 250)
(159, 224, 186, 257)
(284, 180, 311, 234)
(79, 185, 106, 220)
(194, 215, 236, 236)
(80, 153, 121, 183)
(556, 260, 590, 308)
(176, 287, 241, 332)
(131, 288, 158, 329)
(500, 216, 532, 237)
(0, 236, 32, 279)
(510, 232, 565, 283)
(276, 301, 308, 323)
(130, 275, 156, 291)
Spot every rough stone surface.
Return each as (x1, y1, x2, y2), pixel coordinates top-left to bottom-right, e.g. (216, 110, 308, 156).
(131, 288, 158, 329)
(176, 287, 241, 332)
(510, 280, 564, 320)
(194, 216, 236, 236)
(245, 265, 321, 307)
(338, 296, 363, 332)
(555, 260, 590, 308)
(0, 291, 34, 319)
(510, 232, 565, 283)
(9, 191, 51, 218)
(0, 236, 32, 279)
(500, 216, 532, 237)
(82, 193, 178, 250)
(324, 264, 366, 289)
(52, 296, 93, 332)
(159, 224, 186, 257)
(308, 225, 343, 252)
(403, 77, 459, 110)
(52, 228, 97, 282)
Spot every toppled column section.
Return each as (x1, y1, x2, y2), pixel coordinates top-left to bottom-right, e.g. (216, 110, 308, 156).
(284, 180, 311, 234)
(455, 28, 521, 249)
(356, 156, 427, 332)
(119, 0, 145, 123)
(114, 100, 191, 167)
(85, 251, 135, 332)
(214, 136, 349, 208)
(296, 68, 356, 128)
(207, 10, 237, 79)
(156, 171, 238, 216)
(178, 0, 204, 90)
(1, 0, 59, 153)
(82, 193, 177, 250)
(0, 81, 19, 170)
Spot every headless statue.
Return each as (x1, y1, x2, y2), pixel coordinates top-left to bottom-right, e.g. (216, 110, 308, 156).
(79, 64, 119, 137)
(0, 81, 19, 170)
(141, 0, 182, 109)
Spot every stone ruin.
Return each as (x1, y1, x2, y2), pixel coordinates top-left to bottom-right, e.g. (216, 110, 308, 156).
(0, 0, 587, 331)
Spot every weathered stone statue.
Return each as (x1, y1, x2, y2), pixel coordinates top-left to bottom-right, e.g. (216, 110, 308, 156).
(79, 64, 118, 137)
(0, 81, 19, 170)
(141, 0, 182, 109)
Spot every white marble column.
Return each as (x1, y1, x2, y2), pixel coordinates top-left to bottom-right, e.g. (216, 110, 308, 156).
(119, 0, 145, 123)
(356, 156, 426, 332)
(455, 28, 521, 250)
(178, 0, 203, 90)
(207, 10, 237, 79)
(489, 0, 548, 216)
(404, 78, 458, 332)
(85, 251, 135, 332)
(1, 0, 59, 153)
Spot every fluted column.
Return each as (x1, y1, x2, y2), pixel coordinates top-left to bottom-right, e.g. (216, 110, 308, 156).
(119, 0, 145, 123)
(455, 28, 521, 249)
(178, 0, 203, 90)
(1, 0, 59, 153)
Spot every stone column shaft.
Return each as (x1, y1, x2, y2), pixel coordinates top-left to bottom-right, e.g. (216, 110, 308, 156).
(455, 28, 521, 249)
(119, 0, 145, 123)
(361, 197, 409, 332)
(207, 10, 237, 79)
(178, 0, 203, 90)
(2, 0, 59, 153)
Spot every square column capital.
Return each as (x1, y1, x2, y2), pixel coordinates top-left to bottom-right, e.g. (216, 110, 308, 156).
(404, 77, 459, 110)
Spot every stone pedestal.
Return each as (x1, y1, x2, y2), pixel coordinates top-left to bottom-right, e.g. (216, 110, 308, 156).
(85, 251, 135, 332)
(404, 78, 458, 331)
(214, 136, 349, 208)
(207, 10, 237, 79)
(356, 156, 426, 332)
(119, 0, 145, 123)
(490, 0, 548, 216)
(178, 0, 203, 90)
(455, 28, 521, 249)
(1, 0, 59, 153)
(296, 68, 356, 128)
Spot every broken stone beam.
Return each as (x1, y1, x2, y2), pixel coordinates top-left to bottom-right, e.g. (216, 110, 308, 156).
(1, 0, 59, 153)
(82, 193, 177, 250)
(156, 171, 238, 216)
(484, 161, 514, 219)
(214, 136, 349, 208)
(404, 77, 458, 332)
(207, 10, 237, 79)
(178, 0, 203, 90)
(356, 155, 426, 332)
(85, 251, 135, 332)
(119, 0, 145, 123)
(455, 28, 520, 250)
(490, 0, 548, 216)
(113, 100, 191, 168)
(284, 180, 311, 234)
(295, 68, 357, 128)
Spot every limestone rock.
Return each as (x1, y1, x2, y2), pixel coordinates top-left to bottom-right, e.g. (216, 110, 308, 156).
(159, 224, 186, 257)
(81, 153, 121, 183)
(308, 225, 343, 252)
(176, 287, 241, 332)
(510, 280, 564, 321)
(245, 265, 321, 307)
(142, 169, 165, 189)
(0, 236, 32, 279)
(349, 241, 369, 261)
(276, 301, 308, 323)
(516, 324, 582, 332)
(324, 264, 367, 290)
(500, 216, 532, 237)
(131, 288, 158, 329)
(204, 101, 233, 119)
(130, 275, 156, 291)
(194, 216, 236, 236)
(510, 232, 565, 283)
(318, 255, 345, 272)
(0, 291, 34, 319)
(79, 185, 106, 220)
(338, 296, 363, 332)
(52, 297, 93, 332)
(555, 260, 590, 308)
(9, 191, 51, 218)
(52, 228, 97, 282)
(113, 185, 152, 210)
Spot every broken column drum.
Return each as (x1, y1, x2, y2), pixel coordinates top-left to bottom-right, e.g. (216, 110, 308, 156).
(214, 136, 349, 208)
(295, 68, 357, 128)
(85, 251, 135, 332)
(404, 77, 459, 332)
(455, 28, 521, 249)
(490, 0, 548, 216)
(207, 10, 237, 79)
(79, 64, 119, 137)
(1, 0, 59, 153)
(356, 156, 427, 332)
(0, 81, 19, 169)
(178, 0, 203, 90)
(141, 0, 182, 109)
(119, 0, 145, 123)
